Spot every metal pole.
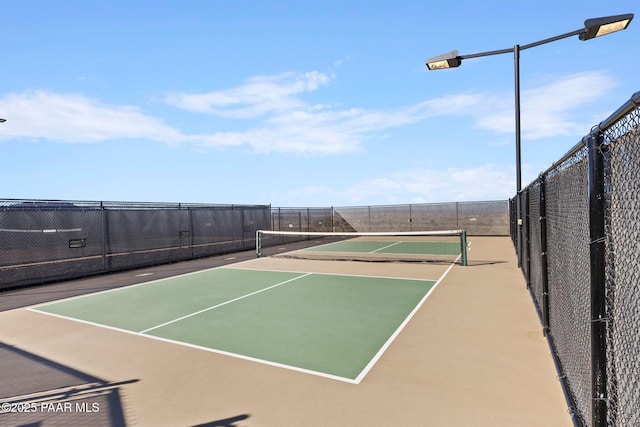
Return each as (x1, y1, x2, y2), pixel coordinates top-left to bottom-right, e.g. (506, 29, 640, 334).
(461, 230, 468, 267)
(188, 206, 194, 258)
(539, 175, 550, 335)
(409, 203, 413, 231)
(524, 187, 531, 288)
(101, 201, 107, 272)
(514, 44, 523, 267)
(587, 134, 608, 426)
(331, 206, 335, 232)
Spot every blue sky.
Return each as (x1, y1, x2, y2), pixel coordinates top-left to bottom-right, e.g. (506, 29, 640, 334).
(1, 1, 637, 207)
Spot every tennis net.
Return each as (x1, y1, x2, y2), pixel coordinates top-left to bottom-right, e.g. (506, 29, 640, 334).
(256, 229, 468, 266)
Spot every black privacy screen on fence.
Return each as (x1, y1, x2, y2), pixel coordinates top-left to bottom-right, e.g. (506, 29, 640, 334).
(271, 201, 509, 235)
(512, 91, 640, 427)
(335, 201, 508, 235)
(2, 200, 508, 291)
(0, 202, 270, 290)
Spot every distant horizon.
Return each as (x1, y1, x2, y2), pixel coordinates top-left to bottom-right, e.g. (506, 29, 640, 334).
(0, 195, 509, 209)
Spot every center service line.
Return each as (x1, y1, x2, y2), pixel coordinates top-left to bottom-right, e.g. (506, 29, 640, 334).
(369, 241, 403, 253)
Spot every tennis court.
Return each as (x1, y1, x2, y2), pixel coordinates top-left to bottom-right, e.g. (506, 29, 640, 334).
(29, 231, 459, 383)
(256, 229, 468, 265)
(0, 236, 573, 426)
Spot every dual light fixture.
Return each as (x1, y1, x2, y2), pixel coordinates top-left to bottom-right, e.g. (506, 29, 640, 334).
(423, 12, 633, 294)
(426, 13, 633, 70)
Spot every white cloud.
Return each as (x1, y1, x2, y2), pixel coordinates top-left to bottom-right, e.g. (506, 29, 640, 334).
(343, 164, 515, 204)
(164, 71, 333, 118)
(0, 70, 616, 156)
(0, 90, 189, 145)
(161, 70, 457, 154)
(470, 71, 617, 139)
(197, 126, 359, 155)
(270, 164, 520, 206)
(267, 164, 515, 207)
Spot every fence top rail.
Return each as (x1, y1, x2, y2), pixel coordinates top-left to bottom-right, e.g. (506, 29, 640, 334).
(539, 139, 587, 181)
(590, 90, 640, 137)
(331, 200, 508, 210)
(0, 198, 270, 211)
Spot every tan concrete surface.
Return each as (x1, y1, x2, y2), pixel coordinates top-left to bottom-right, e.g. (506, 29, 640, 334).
(0, 237, 573, 426)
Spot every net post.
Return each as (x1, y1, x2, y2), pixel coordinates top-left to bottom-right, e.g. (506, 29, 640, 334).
(256, 230, 262, 257)
(461, 230, 468, 266)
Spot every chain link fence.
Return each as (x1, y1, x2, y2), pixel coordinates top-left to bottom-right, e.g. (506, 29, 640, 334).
(267, 201, 508, 248)
(513, 91, 640, 427)
(601, 102, 640, 427)
(270, 207, 335, 232)
(0, 201, 270, 290)
(2, 200, 508, 291)
(545, 146, 592, 424)
(334, 201, 508, 235)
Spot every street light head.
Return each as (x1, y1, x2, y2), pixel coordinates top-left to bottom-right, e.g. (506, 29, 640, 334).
(425, 50, 461, 70)
(580, 13, 633, 40)
(0, 118, 6, 123)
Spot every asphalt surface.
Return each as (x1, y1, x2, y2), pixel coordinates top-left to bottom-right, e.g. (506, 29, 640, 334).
(0, 238, 330, 312)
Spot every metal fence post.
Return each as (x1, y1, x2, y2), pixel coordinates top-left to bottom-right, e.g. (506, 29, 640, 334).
(524, 188, 531, 289)
(100, 201, 107, 272)
(188, 206, 194, 258)
(587, 133, 608, 427)
(538, 175, 550, 335)
(334, 206, 337, 232)
(516, 191, 522, 267)
(409, 203, 413, 231)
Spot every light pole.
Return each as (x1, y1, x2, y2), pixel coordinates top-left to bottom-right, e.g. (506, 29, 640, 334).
(425, 13, 633, 268)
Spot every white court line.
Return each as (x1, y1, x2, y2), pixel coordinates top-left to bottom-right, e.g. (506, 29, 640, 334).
(29, 309, 359, 384)
(139, 272, 311, 334)
(354, 254, 461, 384)
(28, 257, 460, 384)
(297, 239, 401, 253)
(223, 264, 440, 283)
(27, 264, 241, 309)
(295, 239, 351, 251)
(293, 237, 395, 253)
(369, 241, 402, 253)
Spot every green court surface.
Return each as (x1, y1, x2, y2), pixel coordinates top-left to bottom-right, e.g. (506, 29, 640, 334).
(32, 267, 437, 382)
(304, 239, 462, 256)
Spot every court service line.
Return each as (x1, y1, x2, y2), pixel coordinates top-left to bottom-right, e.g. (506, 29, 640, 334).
(138, 272, 312, 334)
(222, 264, 440, 283)
(27, 264, 247, 310)
(354, 254, 460, 384)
